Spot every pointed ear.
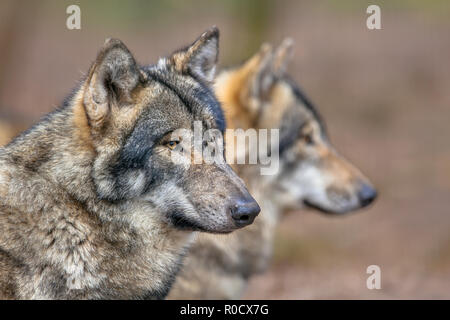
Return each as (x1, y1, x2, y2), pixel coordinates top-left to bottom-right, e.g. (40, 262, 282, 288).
(248, 43, 276, 100)
(272, 38, 294, 77)
(221, 43, 273, 119)
(83, 38, 143, 127)
(247, 38, 294, 102)
(170, 27, 219, 84)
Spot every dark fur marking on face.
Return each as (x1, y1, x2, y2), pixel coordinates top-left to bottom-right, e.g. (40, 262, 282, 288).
(168, 210, 207, 232)
(278, 110, 304, 155)
(276, 76, 329, 155)
(144, 67, 226, 133)
(112, 116, 156, 173)
(283, 76, 328, 138)
(104, 96, 176, 201)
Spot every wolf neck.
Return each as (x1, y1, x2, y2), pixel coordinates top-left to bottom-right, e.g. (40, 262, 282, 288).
(0, 92, 192, 299)
(247, 175, 282, 226)
(247, 175, 282, 266)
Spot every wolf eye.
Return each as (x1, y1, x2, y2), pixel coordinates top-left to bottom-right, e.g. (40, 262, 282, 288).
(303, 133, 314, 145)
(166, 140, 179, 150)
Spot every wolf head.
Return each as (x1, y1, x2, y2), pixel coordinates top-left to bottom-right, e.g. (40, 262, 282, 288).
(79, 28, 259, 233)
(215, 39, 376, 214)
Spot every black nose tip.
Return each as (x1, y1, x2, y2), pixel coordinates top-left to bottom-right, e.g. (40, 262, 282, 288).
(230, 196, 260, 227)
(358, 184, 377, 207)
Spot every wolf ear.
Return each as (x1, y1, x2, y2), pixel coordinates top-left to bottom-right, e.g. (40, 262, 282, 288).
(83, 38, 143, 127)
(246, 39, 294, 103)
(272, 38, 294, 77)
(248, 43, 276, 101)
(215, 43, 273, 120)
(170, 27, 219, 84)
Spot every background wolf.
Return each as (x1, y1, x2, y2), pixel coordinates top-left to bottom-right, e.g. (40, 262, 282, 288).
(168, 40, 376, 299)
(0, 28, 260, 299)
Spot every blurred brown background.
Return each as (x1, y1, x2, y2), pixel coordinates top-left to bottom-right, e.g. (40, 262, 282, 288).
(0, 0, 449, 299)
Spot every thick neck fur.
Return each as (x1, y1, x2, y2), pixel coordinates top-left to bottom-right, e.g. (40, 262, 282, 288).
(0, 92, 192, 299)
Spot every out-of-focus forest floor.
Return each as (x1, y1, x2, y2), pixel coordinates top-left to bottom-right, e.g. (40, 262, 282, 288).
(0, 0, 449, 299)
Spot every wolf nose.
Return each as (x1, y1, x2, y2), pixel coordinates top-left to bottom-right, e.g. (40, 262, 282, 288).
(229, 195, 260, 227)
(358, 183, 377, 207)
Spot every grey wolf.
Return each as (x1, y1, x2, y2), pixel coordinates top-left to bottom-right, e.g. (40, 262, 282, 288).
(168, 39, 377, 299)
(0, 27, 259, 299)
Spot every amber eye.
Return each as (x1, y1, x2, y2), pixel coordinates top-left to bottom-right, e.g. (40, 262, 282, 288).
(166, 140, 179, 150)
(303, 133, 314, 145)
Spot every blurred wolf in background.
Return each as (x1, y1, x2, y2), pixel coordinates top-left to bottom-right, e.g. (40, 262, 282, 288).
(168, 39, 377, 299)
(0, 27, 260, 299)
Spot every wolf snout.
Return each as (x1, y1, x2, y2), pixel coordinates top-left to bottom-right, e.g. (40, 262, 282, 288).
(357, 183, 377, 207)
(228, 194, 260, 227)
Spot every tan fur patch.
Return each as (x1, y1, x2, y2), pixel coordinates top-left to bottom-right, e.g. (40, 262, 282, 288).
(170, 52, 185, 73)
(72, 90, 94, 153)
(215, 74, 251, 129)
(259, 82, 294, 129)
(215, 50, 269, 129)
(324, 150, 369, 186)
